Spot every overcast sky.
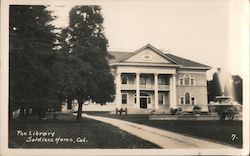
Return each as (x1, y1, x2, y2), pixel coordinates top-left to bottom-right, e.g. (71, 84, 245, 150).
(48, 0, 248, 80)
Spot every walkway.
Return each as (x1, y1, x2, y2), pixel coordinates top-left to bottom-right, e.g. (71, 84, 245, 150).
(82, 114, 235, 149)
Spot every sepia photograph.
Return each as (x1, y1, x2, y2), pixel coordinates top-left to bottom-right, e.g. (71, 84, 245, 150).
(1, 0, 249, 155)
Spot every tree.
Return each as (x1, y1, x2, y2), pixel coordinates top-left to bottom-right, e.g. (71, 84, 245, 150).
(207, 72, 222, 102)
(232, 75, 242, 104)
(58, 6, 115, 120)
(9, 5, 58, 121)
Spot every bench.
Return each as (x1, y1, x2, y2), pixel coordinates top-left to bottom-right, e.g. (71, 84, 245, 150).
(45, 108, 60, 119)
(116, 107, 128, 115)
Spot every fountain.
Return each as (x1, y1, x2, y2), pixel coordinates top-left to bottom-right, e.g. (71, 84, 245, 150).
(208, 68, 242, 120)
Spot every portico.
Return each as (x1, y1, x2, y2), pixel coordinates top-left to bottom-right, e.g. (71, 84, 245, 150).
(115, 68, 177, 110)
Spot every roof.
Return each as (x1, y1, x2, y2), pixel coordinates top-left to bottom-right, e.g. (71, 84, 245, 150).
(108, 51, 131, 64)
(108, 44, 211, 69)
(165, 53, 211, 68)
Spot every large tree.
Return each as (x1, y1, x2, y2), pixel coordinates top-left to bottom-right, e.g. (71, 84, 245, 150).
(9, 5, 58, 120)
(207, 72, 222, 102)
(58, 6, 115, 120)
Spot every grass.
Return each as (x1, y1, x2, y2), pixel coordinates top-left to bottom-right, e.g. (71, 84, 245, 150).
(87, 112, 243, 148)
(9, 113, 160, 149)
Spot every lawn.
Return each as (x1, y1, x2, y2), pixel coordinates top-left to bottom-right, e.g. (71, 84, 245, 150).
(9, 113, 159, 149)
(87, 112, 243, 148)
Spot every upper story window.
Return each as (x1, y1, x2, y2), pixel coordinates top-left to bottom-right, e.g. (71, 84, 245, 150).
(179, 78, 184, 85)
(140, 76, 153, 85)
(158, 78, 167, 85)
(190, 78, 195, 86)
(184, 76, 190, 85)
(121, 76, 128, 84)
(179, 74, 195, 86)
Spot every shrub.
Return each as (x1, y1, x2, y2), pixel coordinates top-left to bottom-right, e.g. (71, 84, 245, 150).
(170, 108, 177, 115)
(150, 110, 156, 114)
(176, 108, 183, 115)
(193, 105, 201, 115)
(170, 107, 182, 115)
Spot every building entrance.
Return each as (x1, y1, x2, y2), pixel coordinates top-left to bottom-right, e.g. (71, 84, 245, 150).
(140, 98, 147, 108)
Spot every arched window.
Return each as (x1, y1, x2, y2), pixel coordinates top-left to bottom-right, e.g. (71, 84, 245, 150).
(179, 74, 195, 86)
(185, 93, 190, 104)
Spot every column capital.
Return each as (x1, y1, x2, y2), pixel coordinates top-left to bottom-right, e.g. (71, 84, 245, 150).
(154, 73, 159, 76)
(136, 72, 140, 76)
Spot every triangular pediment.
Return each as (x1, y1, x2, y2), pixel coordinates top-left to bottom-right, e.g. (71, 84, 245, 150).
(120, 44, 177, 64)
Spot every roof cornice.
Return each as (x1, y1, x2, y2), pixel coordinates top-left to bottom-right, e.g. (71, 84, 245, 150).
(117, 44, 179, 65)
(180, 66, 212, 70)
(110, 62, 182, 68)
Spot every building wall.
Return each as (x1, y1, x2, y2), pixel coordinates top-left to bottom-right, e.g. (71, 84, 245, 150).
(120, 90, 170, 109)
(176, 70, 208, 111)
(111, 66, 209, 112)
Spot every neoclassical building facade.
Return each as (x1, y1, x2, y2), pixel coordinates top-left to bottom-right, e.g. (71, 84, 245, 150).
(108, 44, 211, 112)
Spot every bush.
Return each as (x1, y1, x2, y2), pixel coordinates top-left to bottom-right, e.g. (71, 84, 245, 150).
(170, 107, 182, 115)
(170, 108, 176, 115)
(193, 105, 201, 115)
(150, 110, 156, 114)
(176, 108, 183, 115)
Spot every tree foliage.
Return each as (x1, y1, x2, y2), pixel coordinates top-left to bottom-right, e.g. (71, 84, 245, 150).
(57, 6, 115, 120)
(207, 72, 222, 102)
(9, 5, 58, 120)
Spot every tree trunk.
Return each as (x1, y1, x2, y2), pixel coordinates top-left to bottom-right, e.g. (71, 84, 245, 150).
(76, 102, 83, 121)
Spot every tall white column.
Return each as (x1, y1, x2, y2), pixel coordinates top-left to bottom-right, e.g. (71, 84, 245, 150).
(154, 73, 159, 109)
(169, 76, 173, 108)
(115, 72, 121, 109)
(136, 72, 140, 108)
(172, 74, 177, 108)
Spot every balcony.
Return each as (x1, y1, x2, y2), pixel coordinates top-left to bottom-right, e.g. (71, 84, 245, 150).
(121, 84, 135, 90)
(140, 85, 154, 90)
(121, 84, 170, 91)
(158, 85, 170, 90)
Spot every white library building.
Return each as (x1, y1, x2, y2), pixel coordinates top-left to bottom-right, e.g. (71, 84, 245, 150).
(108, 44, 211, 113)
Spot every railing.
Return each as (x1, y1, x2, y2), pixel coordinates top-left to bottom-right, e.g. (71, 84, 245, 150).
(158, 85, 170, 90)
(121, 84, 170, 90)
(140, 85, 154, 90)
(121, 84, 135, 90)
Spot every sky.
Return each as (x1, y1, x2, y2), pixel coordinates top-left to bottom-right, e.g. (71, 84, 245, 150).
(47, 0, 248, 80)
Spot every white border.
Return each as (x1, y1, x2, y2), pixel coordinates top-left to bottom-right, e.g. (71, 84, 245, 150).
(1, 0, 249, 155)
